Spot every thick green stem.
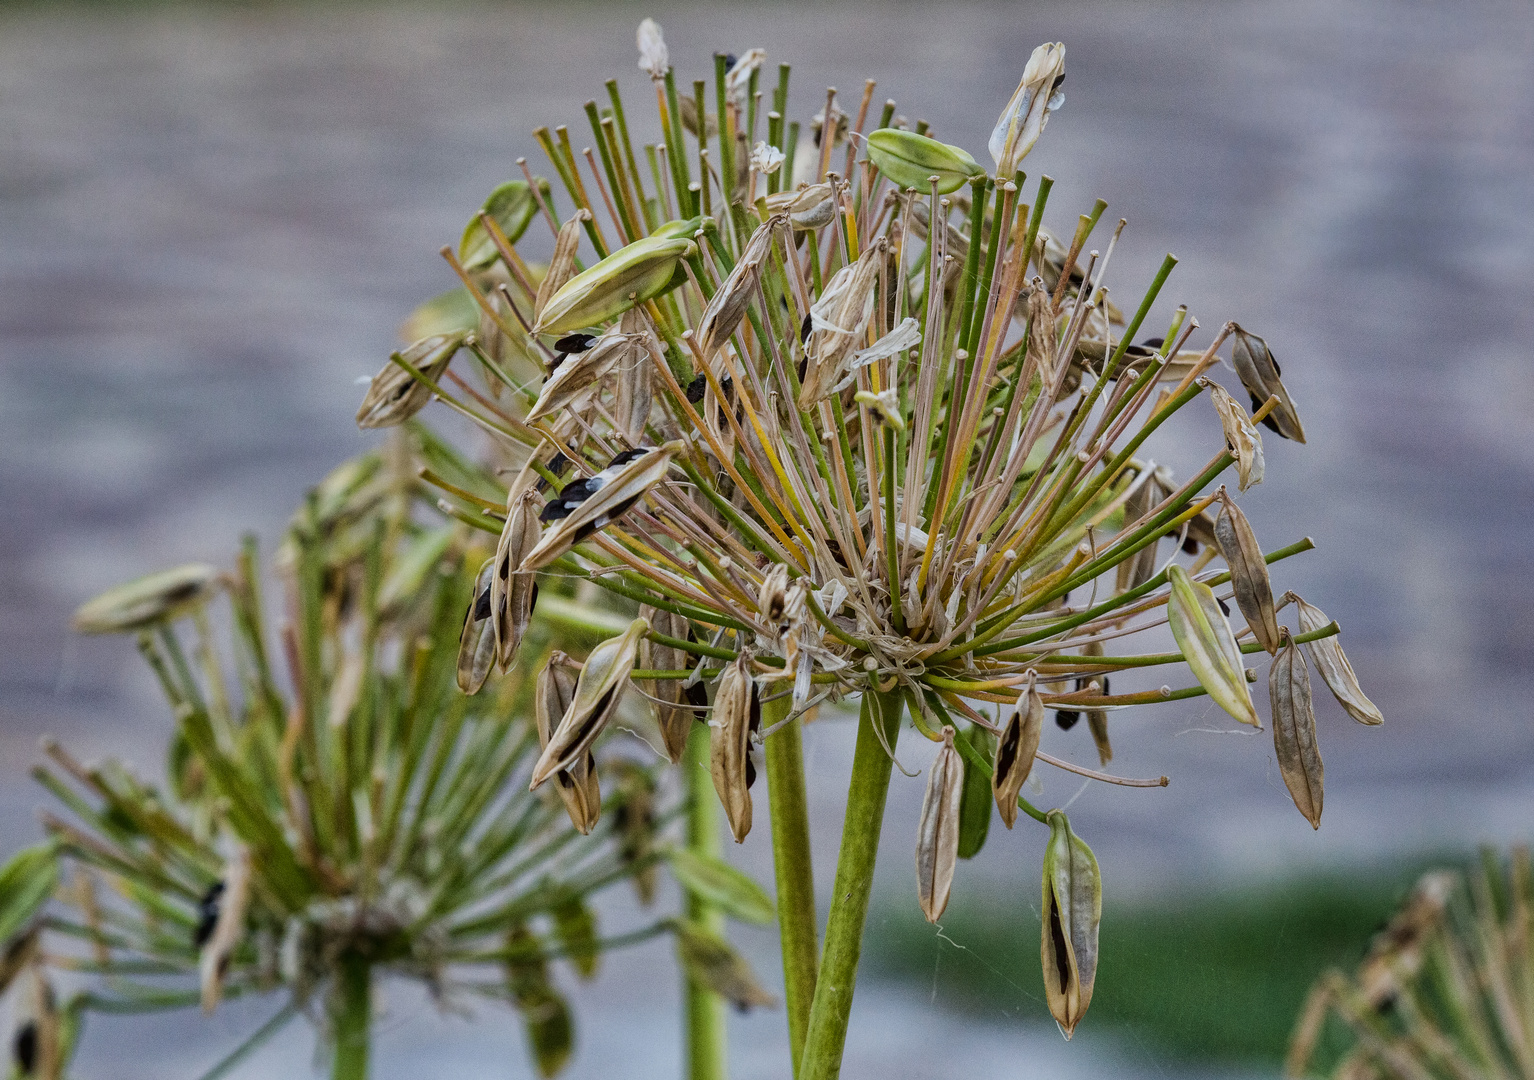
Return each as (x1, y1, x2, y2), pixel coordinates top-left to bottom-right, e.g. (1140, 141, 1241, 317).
(798, 689, 903, 1080)
(332, 952, 371, 1080)
(684, 723, 729, 1080)
(764, 697, 818, 1074)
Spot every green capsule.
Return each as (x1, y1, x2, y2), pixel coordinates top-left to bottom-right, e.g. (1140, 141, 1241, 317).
(0, 845, 56, 963)
(532, 235, 695, 335)
(1040, 809, 1100, 1039)
(458, 178, 551, 270)
(72, 564, 219, 634)
(1166, 564, 1261, 728)
(551, 893, 600, 980)
(866, 128, 983, 194)
(956, 724, 996, 859)
(673, 919, 778, 1012)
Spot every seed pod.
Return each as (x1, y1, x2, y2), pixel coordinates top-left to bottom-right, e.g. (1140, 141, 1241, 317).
(0, 846, 58, 957)
(1208, 383, 1265, 492)
(1115, 474, 1158, 594)
(199, 849, 250, 1013)
(457, 558, 497, 695)
(956, 724, 997, 859)
(764, 182, 836, 231)
(529, 618, 648, 788)
(866, 129, 983, 194)
(638, 607, 702, 764)
(667, 847, 775, 925)
(459, 178, 550, 269)
(72, 563, 219, 635)
(527, 328, 641, 422)
(535, 653, 601, 834)
(1040, 809, 1101, 1039)
(1231, 325, 1305, 443)
(533, 210, 590, 324)
(993, 674, 1043, 828)
(490, 487, 544, 670)
(533, 234, 695, 336)
(523, 443, 679, 572)
(355, 331, 465, 429)
(1080, 642, 1112, 766)
(915, 728, 965, 923)
(710, 654, 760, 844)
(695, 216, 784, 358)
(758, 563, 791, 626)
(673, 919, 778, 1012)
(1214, 491, 1281, 655)
(504, 926, 575, 1080)
(990, 42, 1066, 177)
(613, 307, 653, 442)
(552, 892, 600, 980)
(1166, 564, 1261, 727)
(799, 239, 887, 407)
(608, 758, 658, 904)
(1270, 629, 1323, 829)
(1290, 602, 1381, 729)
(14, 967, 59, 1080)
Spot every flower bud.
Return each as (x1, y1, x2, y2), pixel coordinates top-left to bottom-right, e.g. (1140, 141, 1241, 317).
(72, 563, 219, 634)
(866, 128, 983, 195)
(534, 235, 694, 337)
(990, 42, 1065, 177)
(1040, 810, 1100, 1039)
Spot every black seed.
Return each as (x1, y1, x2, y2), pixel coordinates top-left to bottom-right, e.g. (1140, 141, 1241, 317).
(608, 447, 650, 469)
(1050, 72, 1065, 95)
(1181, 534, 1200, 555)
(529, 581, 539, 613)
(748, 684, 761, 734)
(745, 754, 757, 790)
(472, 586, 492, 622)
(722, 53, 738, 69)
(799, 314, 812, 344)
(1055, 710, 1080, 731)
(536, 453, 571, 492)
(1217, 596, 1230, 617)
(796, 356, 808, 383)
(1100, 676, 1111, 697)
(1249, 392, 1284, 436)
(1048, 893, 1072, 993)
(685, 374, 708, 403)
(684, 681, 710, 713)
(193, 880, 225, 948)
(1139, 336, 1164, 349)
(554, 333, 597, 355)
(13, 1020, 36, 1075)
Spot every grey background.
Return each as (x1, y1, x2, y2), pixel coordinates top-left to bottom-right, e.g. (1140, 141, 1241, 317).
(2, 1, 1531, 1075)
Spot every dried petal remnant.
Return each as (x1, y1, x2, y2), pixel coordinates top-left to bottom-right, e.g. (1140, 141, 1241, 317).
(1040, 810, 1101, 1039)
(1270, 630, 1323, 828)
(915, 728, 965, 922)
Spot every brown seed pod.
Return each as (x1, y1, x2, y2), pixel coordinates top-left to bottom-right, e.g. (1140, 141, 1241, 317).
(533, 209, 591, 323)
(799, 239, 887, 407)
(526, 328, 641, 422)
(535, 653, 602, 834)
(709, 654, 759, 844)
(1040, 810, 1101, 1039)
(1292, 596, 1383, 726)
(638, 606, 701, 764)
(1214, 489, 1281, 655)
(992, 673, 1043, 828)
(1114, 471, 1158, 594)
(491, 487, 544, 671)
(1081, 641, 1112, 767)
(915, 727, 965, 923)
(522, 444, 679, 572)
(199, 849, 250, 1014)
(355, 331, 466, 430)
(1231, 324, 1305, 443)
(456, 557, 498, 695)
(1207, 382, 1264, 492)
(1269, 629, 1323, 829)
(529, 618, 647, 789)
(694, 216, 784, 358)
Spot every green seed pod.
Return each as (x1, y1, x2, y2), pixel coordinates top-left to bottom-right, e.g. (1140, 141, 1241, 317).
(551, 893, 600, 980)
(866, 128, 983, 195)
(956, 724, 996, 859)
(529, 619, 648, 788)
(532, 234, 695, 336)
(72, 564, 219, 635)
(458, 178, 551, 270)
(666, 847, 775, 925)
(1166, 564, 1261, 728)
(673, 919, 778, 1012)
(1040, 809, 1101, 1039)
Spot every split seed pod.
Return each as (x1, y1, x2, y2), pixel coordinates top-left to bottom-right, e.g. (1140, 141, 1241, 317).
(529, 618, 648, 788)
(72, 563, 219, 634)
(199, 849, 250, 1013)
(533, 210, 590, 323)
(990, 42, 1066, 177)
(527, 328, 641, 421)
(490, 487, 544, 669)
(533, 234, 695, 336)
(993, 673, 1044, 828)
(1270, 629, 1323, 828)
(1040, 809, 1101, 1039)
(1293, 596, 1383, 725)
(456, 557, 498, 694)
(1208, 383, 1265, 492)
(915, 727, 965, 922)
(764, 182, 836, 231)
(639, 606, 704, 763)
(459, 178, 549, 269)
(673, 920, 778, 1012)
(1166, 564, 1261, 727)
(1214, 490, 1281, 654)
(1231, 325, 1305, 443)
(522, 443, 679, 571)
(355, 332, 466, 429)
(799, 240, 886, 406)
(866, 129, 983, 194)
(709, 654, 759, 844)
(694, 216, 783, 358)
(535, 653, 601, 834)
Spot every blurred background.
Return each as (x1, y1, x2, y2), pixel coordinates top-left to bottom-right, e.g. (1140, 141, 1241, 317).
(2, 0, 1532, 1076)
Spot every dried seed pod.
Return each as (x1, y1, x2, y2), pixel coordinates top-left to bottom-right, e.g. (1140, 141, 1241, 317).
(533, 210, 590, 324)
(199, 849, 250, 1013)
(758, 563, 791, 626)
(667, 847, 775, 925)
(491, 487, 544, 670)
(1208, 383, 1265, 492)
(1081, 642, 1112, 766)
(14, 966, 59, 1080)
(533, 233, 694, 336)
(866, 129, 983, 194)
(710, 654, 760, 843)
(1293, 596, 1383, 726)
(764, 182, 836, 231)
(1270, 629, 1323, 829)
(673, 919, 778, 1012)
(695, 216, 783, 358)
(523, 443, 679, 572)
(457, 558, 498, 695)
(535, 653, 601, 834)
(1040, 809, 1101, 1039)
(1231, 325, 1305, 443)
(609, 759, 658, 904)
(639, 606, 701, 763)
(355, 331, 466, 429)
(956, 724, 997, 859)
(1214, 490, 1281, 655)
(915, 728, 965, 922)
(71, 563, 219, 634)
(990, 42, 1066, 177)
(459, 178, 549, 269)
(526, 328, 641, 421)
(799, 240, 887, 407)
(552, 893, 600, 980)
(1166, 564, 1261, 728)
(613, 307, 653, 442)
(529, 619, 648, 788)
(993, 674, 1043, 828)
(1115, 474, 1158, 594)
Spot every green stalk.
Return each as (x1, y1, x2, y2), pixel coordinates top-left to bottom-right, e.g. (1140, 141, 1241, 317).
(684, 723, 728, 1080)
(331, 952, 371, 1080)
(764, 696, 818, 1074)
(799, 688, 903, 1080)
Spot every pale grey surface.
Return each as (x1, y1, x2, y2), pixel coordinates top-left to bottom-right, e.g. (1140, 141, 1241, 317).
(2, 1, 1532, 1076)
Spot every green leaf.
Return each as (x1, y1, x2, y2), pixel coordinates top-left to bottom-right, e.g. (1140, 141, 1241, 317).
(956, 724, 996, 860)
(0, 842, 58, 946)
(459, 179, 550, 269)
(667, 846, 775, 925)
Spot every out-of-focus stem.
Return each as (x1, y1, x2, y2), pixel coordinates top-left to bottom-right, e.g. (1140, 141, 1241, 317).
(684, 722, 728, 1080)
(764, 695, 817, 1074)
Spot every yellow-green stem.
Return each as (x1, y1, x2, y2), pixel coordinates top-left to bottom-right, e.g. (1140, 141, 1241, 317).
(684, 723, 728, 1080)
(764, 696, 818, 1074)
(332, 952, 371, 1080)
